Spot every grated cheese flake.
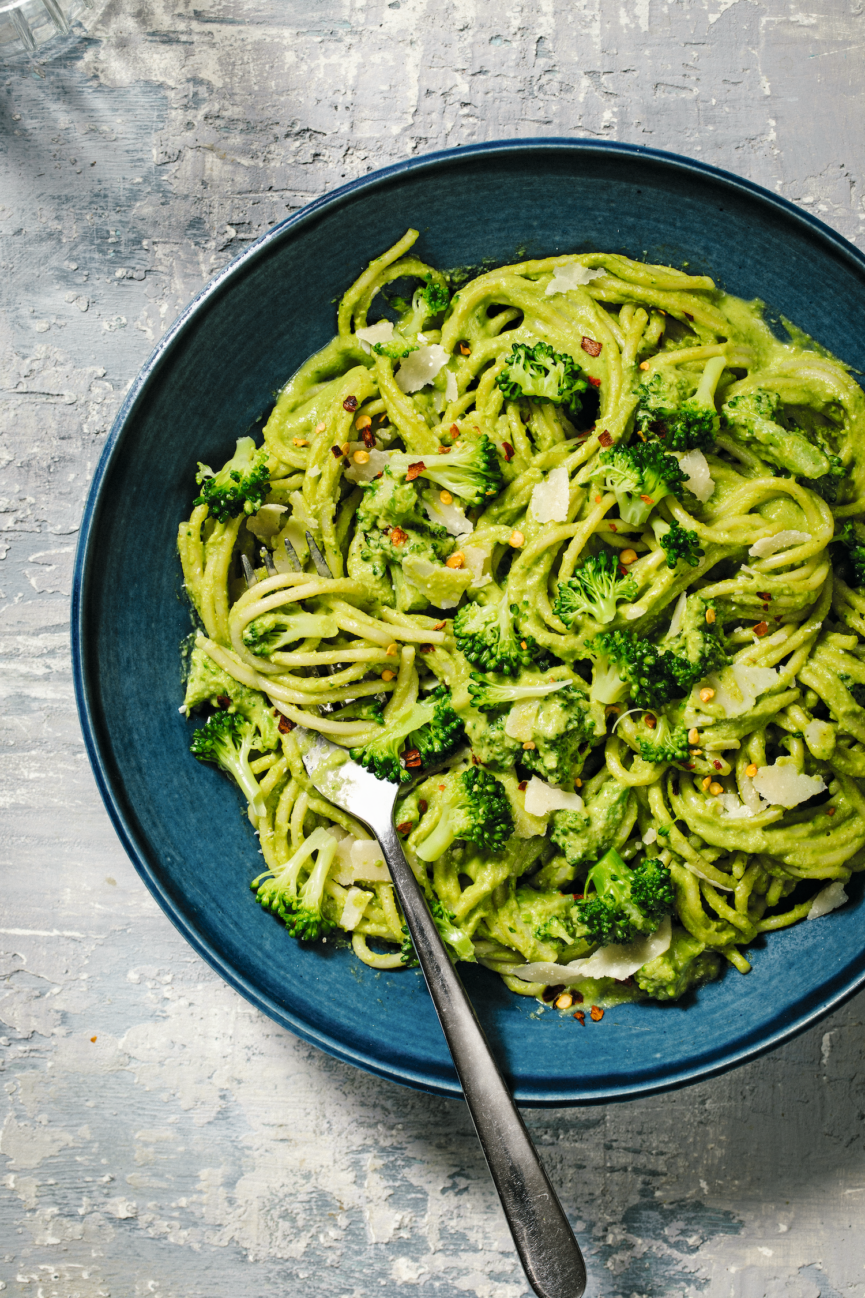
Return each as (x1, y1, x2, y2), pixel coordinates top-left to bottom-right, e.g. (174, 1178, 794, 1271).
(395, 344, 450, 394)
(444, 369, 458, 403)
(345, 446, 393, 484)
(751, 761, 827, 808)
(508, 917, 672, 985)
(523, 775, 584, 817)
(674, 449, 715, 503)
(748, 530, 812, 558)
(356, 320, 395, 354)
(424, 489, 473, 536)
(807, 881, 849, 921)
(545, 263, 604, 296)
(246, 502, 287, 540)
(530, 466, 570, 523)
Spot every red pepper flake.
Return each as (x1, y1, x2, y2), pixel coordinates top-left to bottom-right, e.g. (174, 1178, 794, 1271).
(216, 695, 231, 709)
(403, 748, 422, 768)
(390, 526, 408, 546)
(438, 446, 451, 455)
(433, 621, 446, 630)
(418, 799, 428, 815)
(588, 376, 602, 388)
(572, 990, 584, 1003)
(518, 780, 528, 791)
(406, 460, 426, 482)
(753, 621, 769, 637)
(373, 472, 383, 480)
(570, 891, 584, 899)
(827, 806, 836, 816)
(686, 763, 696, 770)
(640, 494, 654, 504)
(458, 341, 471, 355)
(343, 395, 358, 411)
(684, 312, 694, 321)
(618, 565, 630, 578)
(362, 427, 376, 449)
(609, 523, 617, 532)
(541, 984, 565, 1003)
(713, 760, 722, 770)
(396, 821, 413, 834)
(502, 441, 515, 462)
(449, 424, 460, 436)
(278, 715, 296, 734)
(574, 1011, 586, 1024)
(420, 643, 435, 653)
(757, 591, 771, 601)
(331, 444, 343, 459)
(581, 336, 602, 357)
(598, 429, 613, 448)
(590, 1005, 604, 1022)
(471, 754, 479, 765)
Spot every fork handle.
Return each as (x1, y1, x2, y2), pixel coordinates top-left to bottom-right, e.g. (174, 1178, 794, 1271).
(373, 820, 587, 1298)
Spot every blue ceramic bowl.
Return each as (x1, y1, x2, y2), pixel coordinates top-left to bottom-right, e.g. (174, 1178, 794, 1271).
(73, 140, 865, 1105)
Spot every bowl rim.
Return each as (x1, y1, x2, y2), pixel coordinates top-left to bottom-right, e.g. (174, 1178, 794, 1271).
(72, 136, 865, 1105)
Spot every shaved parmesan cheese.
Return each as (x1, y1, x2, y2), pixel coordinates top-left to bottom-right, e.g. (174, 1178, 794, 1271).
(804, 718, 836, 760)
(340, 886, 373, 931)
(530, 466, 570, 523)
(505, 699, 539, 742)
(643, 827, 657, 845)
(807, 881, 849, 920)
(705, 663, 780, 718)
(246, 503, 287, 540)
(545, 263, 604, 296)
(350, 839, 389, 881)
(667, 592, 688, 639)
(508, 917, 672, 985)
(345, 446, 393, 484)
(719, 793, 754, 820)
(523, 776, 584, 817)
(623, 603, 648, 620)
(748, 530, 812, 558)
(401, 553, 473, 609)
(445, 368, 459, 403)
(675, 449, 715, 503)
(751, 762, 827, 808)
(356, 320, 394, 354)
(423, 490, 473, 536)
(395, 344, 450, 394)
(461, 543, 492, 589)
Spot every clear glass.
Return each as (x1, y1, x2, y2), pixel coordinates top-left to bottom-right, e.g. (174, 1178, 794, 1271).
(0, 0, 89, 64)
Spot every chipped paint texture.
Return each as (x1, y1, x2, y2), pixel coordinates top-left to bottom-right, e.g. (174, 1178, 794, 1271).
(2, 1, 865, 1294)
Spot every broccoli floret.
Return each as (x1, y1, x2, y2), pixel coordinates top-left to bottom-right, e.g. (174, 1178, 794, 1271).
(350, 685, 464, 784)
(587, 631, 680, 710)
(656, 519, 705, 570)
(253, 827, 338, 941)
(467, 673, 577, 713)
(635, 355, 726, 452)
(662, 594, 728, 689)
(834, 522, 865, 587)
(722, 388, 834, 480)
(575, 848, 675, 946)
(634, 927, 722, 1000)
(591, 441, 688, 527)
(183, 642, 281, 747)
(546, 777, 633, 876)
(391, 280, 452, 338)
(553, 550, 638, 627)
(330, 697, 387, 726)
(193, 437, 270, 522)
(359, 524, 452, 569)
(241, 609, 339, 655)
(635, 712, 690, 764)
(454, 594, 552, 676)
(496, 340, 590, 420)
(389, 431, 504, 506)
(414, 766, 514, 861)
(356, 466, 431, 532)
(400, 896, 477, 966)
(190, 710, 269, 817)
(516, 689, 598, 786)
(422, 280, 450, 315)
(373, 336, 420, 360)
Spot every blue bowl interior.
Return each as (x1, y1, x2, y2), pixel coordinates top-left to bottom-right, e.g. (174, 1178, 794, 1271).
(74, 141, 865, 1104)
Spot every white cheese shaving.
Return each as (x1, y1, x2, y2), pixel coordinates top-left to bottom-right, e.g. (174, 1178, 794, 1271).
(705, 663, 780, 718)
(401, 554, 473, 609)
(340, 886, 373, 931)
(246, 503, 287, 540)
(674, 449, 715, 503)
(719, 793, 754, 820)
(623, 603, 648, 621)
(748, 530, 812, 558)
(355, 320, 394, 354)
(804, 718, 835, 759)
(544, 263, 604, 296)
(504, 699, 539, 742)
(350, 839, 389, 881)
(530, 466, 570, 523)
(461, 543, 492, 589)
(395, 343, 450, 394)
(643, 827, 657, 845)
(807, 881, 849, 920)
(507, 917, 672, 985)
(423, 490, 473, 536)
(444, 368, 458, 403)
(751, 761, 827, 809)
(523, 776, 584, 817)
(345, 446, 393, 484)
(667, 592, 688, 639)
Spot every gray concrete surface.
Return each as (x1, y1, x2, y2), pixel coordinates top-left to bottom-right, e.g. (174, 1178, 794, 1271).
(2, 2, 865, 1295)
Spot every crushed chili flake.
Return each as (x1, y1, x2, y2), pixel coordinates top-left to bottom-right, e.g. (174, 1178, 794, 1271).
(713, 760, 722, 770)
(396, 821, 413, 834)
(502, 441, 515, 461)
(684, 312, 694, 321)
(609, 523, 617, 532)
(406, 461, 426, 482)
(361, 427, 376, 449)
(471, 754, 479, 765)
(449, 424, 460, 436)
(216, 695, 231, 709)
(438, 446, 450, 454)
(589, 1005, 604, 1022)
(418, 799, 428, 815)
(572, 990, 584, 1003)
(581, 336, 602, 357)
(343, 395, 358, 411)
(753, 621, 769, 637)
(390, 526, 408, 546)
(518, 780, 528, 791)
(639, 493, 654, 503)
(403, 748, 422, 768)
(598, 429, 613, 448)
(541, 984, 565, 1003)
(588, 376, 602, 388)
(373, 472, 383, 480)
(277, 716, 295, 734)
(574, 1011, 586, 1024)
(331, 444, 343, 459)
(420, 643, 435, 653)
(827, 806, 836, 816)
(433, 621, 446, 631)
(757, 591, 771, 601)
(458, 341, 471, 355)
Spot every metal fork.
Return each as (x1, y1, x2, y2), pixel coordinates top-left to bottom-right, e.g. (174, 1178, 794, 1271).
(301, 732, 587, 1298)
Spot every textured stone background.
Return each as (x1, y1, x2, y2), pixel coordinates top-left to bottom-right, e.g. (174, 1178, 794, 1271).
(2, 2, 865, 1295)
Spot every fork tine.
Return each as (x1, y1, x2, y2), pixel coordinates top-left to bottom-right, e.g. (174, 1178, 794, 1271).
(283, 537, 302, 572)
(260, 546, 277, 577)
(240, 553, 257, 589)
(306, 532, 332, 579)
